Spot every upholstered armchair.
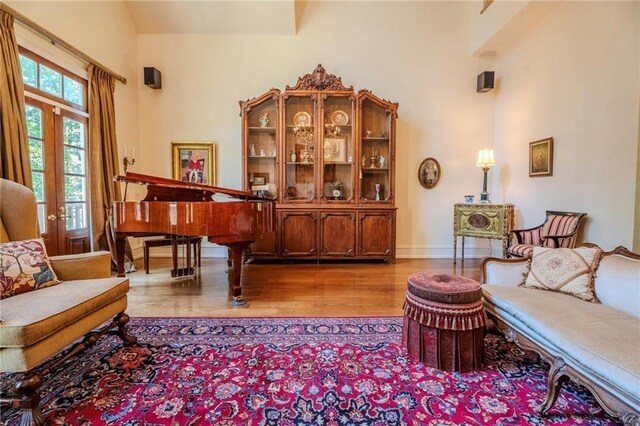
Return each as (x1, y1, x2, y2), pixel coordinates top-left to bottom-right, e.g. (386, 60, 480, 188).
(507, 210, 587, 258)
(0, 179, 135, 425)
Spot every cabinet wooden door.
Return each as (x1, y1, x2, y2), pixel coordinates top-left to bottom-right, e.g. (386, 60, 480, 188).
(358, 211, 395, 258)
(319, 211, 355, 257)
(247, 231, 278, 257)
(280, 211, 317, 257)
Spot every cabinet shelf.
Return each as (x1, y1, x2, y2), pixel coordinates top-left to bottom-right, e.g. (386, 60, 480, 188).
(363, 137, 389, 141)
(324, 162, 352, 165)
(249, 127, 277, 132)
(286, 162, 315, 166)
(362, 167, 389, 172)
(249, 155, 276, 159)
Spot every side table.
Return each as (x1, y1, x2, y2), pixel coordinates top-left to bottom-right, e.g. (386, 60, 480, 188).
(453, 203, 514, 263)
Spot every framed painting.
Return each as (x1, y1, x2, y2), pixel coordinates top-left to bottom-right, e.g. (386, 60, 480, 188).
(172, 142, 216, 185)
(529, 137, 553, 177)
(324, 138, 346, 163)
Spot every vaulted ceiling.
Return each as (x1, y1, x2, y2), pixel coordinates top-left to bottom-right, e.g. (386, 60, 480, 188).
(125, 0, 298, 35)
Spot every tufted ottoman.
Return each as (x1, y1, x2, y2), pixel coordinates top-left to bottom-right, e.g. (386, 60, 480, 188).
(402, 273, 485, 371)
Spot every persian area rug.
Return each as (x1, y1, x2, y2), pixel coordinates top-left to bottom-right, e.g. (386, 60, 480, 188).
(1, 317, 618, 425)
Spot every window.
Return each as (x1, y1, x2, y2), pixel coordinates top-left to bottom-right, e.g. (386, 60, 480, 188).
(19, 47, 87, 112)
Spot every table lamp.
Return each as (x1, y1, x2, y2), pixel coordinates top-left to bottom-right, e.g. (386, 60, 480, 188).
(476, 148, 495, 203)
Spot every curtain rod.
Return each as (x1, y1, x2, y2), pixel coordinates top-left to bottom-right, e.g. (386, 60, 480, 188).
(1, 2, 127, 85)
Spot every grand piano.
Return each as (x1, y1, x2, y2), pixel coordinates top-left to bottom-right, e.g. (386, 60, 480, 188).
(112, 172, 274, 305)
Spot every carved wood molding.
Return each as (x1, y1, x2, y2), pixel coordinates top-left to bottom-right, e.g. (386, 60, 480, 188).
(286, 64, 353, 91)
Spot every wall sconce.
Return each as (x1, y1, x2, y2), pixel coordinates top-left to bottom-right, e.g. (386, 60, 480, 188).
(477, 71, 495, 93)
(476, 148, 495, 203)
(123, 145, 135, 173)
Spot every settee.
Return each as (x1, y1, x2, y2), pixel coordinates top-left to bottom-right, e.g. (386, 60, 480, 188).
(0, 179, 136, 425)
(481, 245, 640, 425)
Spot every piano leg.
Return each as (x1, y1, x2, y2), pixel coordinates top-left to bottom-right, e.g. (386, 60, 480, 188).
(224, 242, 250, 306)
(116, 235, 126, 277)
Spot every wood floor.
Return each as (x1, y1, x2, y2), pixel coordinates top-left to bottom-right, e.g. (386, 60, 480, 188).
(126, 257, 483, 317)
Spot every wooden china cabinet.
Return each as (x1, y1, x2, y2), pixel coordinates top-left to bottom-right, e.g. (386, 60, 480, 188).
(240, 65, 398, 261)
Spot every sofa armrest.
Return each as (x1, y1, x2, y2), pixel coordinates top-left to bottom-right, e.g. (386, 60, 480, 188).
(50, 251, 112, 281)
(481, 257, 528, 286)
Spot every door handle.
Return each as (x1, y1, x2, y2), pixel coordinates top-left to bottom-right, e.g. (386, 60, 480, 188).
(58, 207, 68, 220)
(47, 214, 58, 221)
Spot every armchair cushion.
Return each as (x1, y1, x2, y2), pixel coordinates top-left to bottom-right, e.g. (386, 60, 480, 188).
(0, 277, 128, 348)
(522, 246, 602, 302)
(508, 211, 586, 258)
(0, 238, 60, 299)
(541, 214, 581, 248)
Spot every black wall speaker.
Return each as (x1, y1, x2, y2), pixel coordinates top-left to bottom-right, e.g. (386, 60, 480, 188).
(477, 71, 494, 93)
(144, 67, 162, 89)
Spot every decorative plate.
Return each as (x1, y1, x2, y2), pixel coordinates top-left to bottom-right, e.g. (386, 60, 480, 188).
(293, 111, 312, 127)
(331, 110, 349, 126)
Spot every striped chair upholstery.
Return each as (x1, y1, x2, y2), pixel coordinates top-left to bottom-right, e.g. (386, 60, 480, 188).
(507, 211, 587, 258)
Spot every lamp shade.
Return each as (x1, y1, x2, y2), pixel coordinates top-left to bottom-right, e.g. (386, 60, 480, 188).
(476, 148, 495, 168)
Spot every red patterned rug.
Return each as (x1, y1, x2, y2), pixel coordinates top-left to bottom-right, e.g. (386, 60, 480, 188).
(1, 317, 618, 425)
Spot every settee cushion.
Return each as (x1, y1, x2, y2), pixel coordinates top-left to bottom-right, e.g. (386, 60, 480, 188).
(522, 246, 601, 302)
(0, 277, 129, 347)
(483, 284, 640, 399)
(0, 238, 61, 299)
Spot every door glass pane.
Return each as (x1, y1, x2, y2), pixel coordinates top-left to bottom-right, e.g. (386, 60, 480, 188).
(25, 105, 42, 138)
(65, 175, 86, 202)
(36, 204, 46, 234)
(65, 203, 86, 230)
(32, 171, 45, 202)
(19, 55, 37, 87)
(63, 117, 85, 147)
(29, 139, 44, 171)
(63, 76, 83, 106)
(39, 64, 62, 97)
(64, 147, 86, 175)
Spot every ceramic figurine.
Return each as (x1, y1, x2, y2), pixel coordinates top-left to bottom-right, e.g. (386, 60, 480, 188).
(250, 144, 256, 156)
(259, 113, 269, 128)
(379, 156, 386, 168)
(365, 129, 372, 138)
(375, 183, 381, 201)
(290, 151, 297, 162)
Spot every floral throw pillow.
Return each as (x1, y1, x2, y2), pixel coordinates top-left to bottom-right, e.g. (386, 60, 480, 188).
(0, 238, 61, 299)
(521, 246, 602, 302)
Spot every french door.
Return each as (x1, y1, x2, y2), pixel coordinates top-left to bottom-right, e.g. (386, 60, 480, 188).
(26, 97, 91, 255)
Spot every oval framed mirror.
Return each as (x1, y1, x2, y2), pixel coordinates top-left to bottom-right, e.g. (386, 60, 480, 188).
(418, 157, 441, 189)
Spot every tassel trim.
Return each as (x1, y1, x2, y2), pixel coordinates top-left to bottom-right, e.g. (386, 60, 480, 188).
(403, 292, 485, 331)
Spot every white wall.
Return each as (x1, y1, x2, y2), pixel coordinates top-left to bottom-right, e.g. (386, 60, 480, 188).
(8, 1, 139, 177)
(136, 1, 496, 258)
(492, 1, 640, 250)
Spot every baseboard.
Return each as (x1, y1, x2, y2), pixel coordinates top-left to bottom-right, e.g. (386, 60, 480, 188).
(396, 246, 495, 259)
(132, 242, 499, 260)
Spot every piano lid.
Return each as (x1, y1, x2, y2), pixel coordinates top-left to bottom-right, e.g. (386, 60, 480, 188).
(115, 172, 271, 202)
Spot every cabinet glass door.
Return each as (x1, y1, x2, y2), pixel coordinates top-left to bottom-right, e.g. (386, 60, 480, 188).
(245, 97, 278, 198)
(284, 95, 317, 203)
(359, 98, 391, 202)
(321, 95, 354, 202)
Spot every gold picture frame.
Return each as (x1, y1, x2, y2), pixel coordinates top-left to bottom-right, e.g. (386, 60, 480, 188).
(172, 142, 216, 185)
(324, 138, 346, 163)
(529, 137, 553, 177)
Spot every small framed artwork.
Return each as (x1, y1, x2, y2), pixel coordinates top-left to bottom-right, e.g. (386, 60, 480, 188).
(324, 138, 346, 163)
(172, 142, 216, 185)
(418, 157, 441, 189)
(253, 176, 266, 185)
(529, 137, 553, 177)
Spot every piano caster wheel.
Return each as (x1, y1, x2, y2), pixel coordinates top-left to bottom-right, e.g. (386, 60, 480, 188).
(231, 297, 247, 306)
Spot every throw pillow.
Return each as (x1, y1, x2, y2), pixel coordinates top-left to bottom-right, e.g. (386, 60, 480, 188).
(0, 238, 61, 299)
(521, 246, 602, 302)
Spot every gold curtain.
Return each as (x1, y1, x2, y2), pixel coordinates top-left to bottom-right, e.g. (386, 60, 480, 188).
(0, 10, 31, 187)
(88, 64, 134, 271)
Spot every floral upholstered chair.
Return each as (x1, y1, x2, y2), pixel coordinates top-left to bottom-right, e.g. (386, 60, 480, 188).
(507, 211, 587, 258)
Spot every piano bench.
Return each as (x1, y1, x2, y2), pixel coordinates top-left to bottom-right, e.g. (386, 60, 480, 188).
(143, 236, 202, 276)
